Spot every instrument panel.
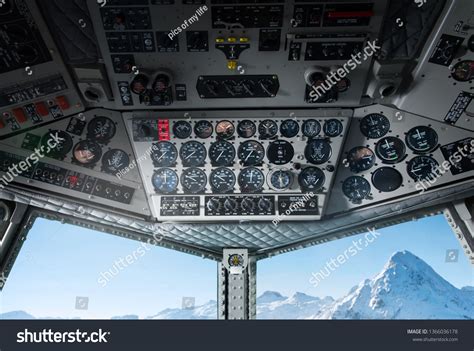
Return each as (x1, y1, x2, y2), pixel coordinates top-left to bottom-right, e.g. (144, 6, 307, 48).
(126, 110, 350, 222)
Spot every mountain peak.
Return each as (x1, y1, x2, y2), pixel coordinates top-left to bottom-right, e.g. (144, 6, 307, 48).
(257, 291, 286, 304)
(388, 250, 423, 266)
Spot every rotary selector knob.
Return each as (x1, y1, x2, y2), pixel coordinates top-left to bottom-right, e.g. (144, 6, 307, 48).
(241, 198, 255, 212)
(258, 198, 273, 211)
(224, 198, 237, 211)
(206, 198, 220, 212)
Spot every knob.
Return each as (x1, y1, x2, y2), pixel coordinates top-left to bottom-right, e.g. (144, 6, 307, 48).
(241, 198, 255, 212)
(207, 198, 220, 212)
(258, 198, 273, 211)
(224, 198, 237, 211)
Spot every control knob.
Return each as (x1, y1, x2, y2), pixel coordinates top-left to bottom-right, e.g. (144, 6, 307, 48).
(258, 198, 273, 211)
(206, 198, 220, 212)
(241, 198, 255, 212)
(224, 198, 237, 212)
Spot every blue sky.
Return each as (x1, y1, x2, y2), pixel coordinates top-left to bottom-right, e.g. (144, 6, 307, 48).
(0, 214, 472, 318)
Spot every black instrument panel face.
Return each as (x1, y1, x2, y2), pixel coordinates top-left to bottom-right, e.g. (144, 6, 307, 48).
(127, 110, 350, 222)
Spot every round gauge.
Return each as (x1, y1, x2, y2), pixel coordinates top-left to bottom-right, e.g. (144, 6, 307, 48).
(181, 168, 207, 194)
(238, 167, 265, 193)
(209, 140, 236, 166)
(216, 120, 235, 139)
(130, 74, 149, 95)
(298, 167, 326, 192)
(302, 119, 321, 138)
(41, 130, 73, 159)
(269, 170, 293, 190)
(372, 167, 403, 192)
(267, 140, 294, 165)
(151, 141, 178, 167)
(342, 176, 371, 201)
(258, 119, 278, 139)
(102, 149, 130, 174)
(360, 113, 390, 139)
(237, 120, 256, 138)
(194, 120, 213, 139)
(152, 168, 179, 194)
(407, 156, 439, 181)
(405, 126, 438, 153)
(87, 116, 116, 143)
(210, 167, 236, 193)
(238, 140, 265, 166)
(73, 140, 102, 165)
(180, 141, 207, 167)
(451, 60, 474, 82)
(305, 139, 332, 164)
(152, 74, 170, 93)
(337, 77, 351, 92)
(280, 119, 300, 138)
(228, 254, 244, 267)
(323, 119, 344, 137)
(173, 121, 192, 139)
(347, 146, 376, 173)
(375, 137, 406, 164)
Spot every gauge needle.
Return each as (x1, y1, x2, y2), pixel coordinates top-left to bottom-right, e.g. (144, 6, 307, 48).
(185, 151, 196, 160)
(279, 175, 284, 187)
(157, 151, 168, 161)
(217, 151, 224, 160)
(163, 173, 167, 183)
(416, 129, 421, 139)
(249, 171, 254, 182)
(245, 151, 254, 162)
(216, 176, 226, 181)
(185, 176, 197, 181)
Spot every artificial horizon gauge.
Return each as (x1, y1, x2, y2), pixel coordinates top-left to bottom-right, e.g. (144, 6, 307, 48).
(258, 120, 278, 139)
(209, 140, 236, 166)
(181, 167, 207, 193)
(237, 120, 256, 138)
(194, 120, 213, 139)
(267, 140, 294, 165)
(216, 120, 235, 139)
(347, 146, 376, 173)
(407, 156, 439, 181)
(151, 141, 178, 167)
(298, 167, 326, 192)
(342, 176, 371, 202)
(228, 254, 244, 267)
(87, 116, 116, 143)
(101, 149, 130, 174)
(72, 140, 102, 165)
(238, 167, 265, 193)
(375, 137, 406, 164)
(238, 140, 265, 166)
(280, 119, 299, 138)
(305, 139, 332, 164)
(152, 168, 179, 194)
(268, 169, 293, 190)
(360, 113, 391, 139)
(372, 167, 403, 192)
(302, 119, 321, 138)
(173, 121, 192, 139)
(451, 60, 474, 82)
(210, 167, 236, 193)
(405, 126, 439, 153)
(180, 141, 207, 167)
(41, 130, 73, 159)
(323, 119, 344, 137)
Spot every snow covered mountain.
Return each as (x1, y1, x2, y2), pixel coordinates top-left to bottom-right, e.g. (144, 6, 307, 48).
(147, 300, 218, 319)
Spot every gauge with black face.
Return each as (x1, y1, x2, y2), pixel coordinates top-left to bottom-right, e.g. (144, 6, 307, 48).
(216, 120, 235, 139)
(451, 60, 474, 82)
(372, 167, 403, 192)
(323, 119, 344, 137)
(210, 167, 236, 193)
(405, 126, 438, 153)
(269, 170, 293, 190)
(209, 140, 235, 166)
(41, 130, 73, 159)
(407, 156, 439, 181)
(194, 120, 213, 139)
(238, 167, 265, 193)
(152, 168, 179, 194)
(298, 167, 325, 192)
(280, 119, 300, 138)
(87, 117, 116, 143)
(342, 176, 371, 201)
(180, 141, 207, 167)
(73, 140, 102, 165)
(237, 120, 256, 138)
(181, 168, 207, 194)
(267, 140, 294, 165)
(305, 139, 332, 164)
(238, 140, 265, 166)
(337, 77, 351, 92)
(258, 120, 278, 139)
(151, 141, 178, 167)
(302, 119, 321, 138)
(130, 74, 149, 95)
(102, 149, 130, 174)
(173, 121, 192, 139)
(347, 146, 375, 173)
(360, 114, 390, 139)
(375, 137, 406, 164)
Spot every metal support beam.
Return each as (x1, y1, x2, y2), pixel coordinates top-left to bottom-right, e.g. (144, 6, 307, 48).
(218, 249, 256, 320)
